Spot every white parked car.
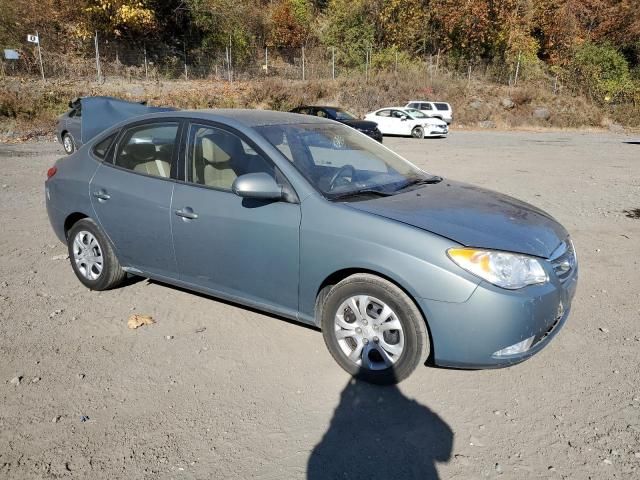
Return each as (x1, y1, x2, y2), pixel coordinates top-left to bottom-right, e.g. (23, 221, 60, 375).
(364, 107, 448, 139)
(405, 101, 453, 124)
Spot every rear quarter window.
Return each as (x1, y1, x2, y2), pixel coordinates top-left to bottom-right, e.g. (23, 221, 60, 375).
(434, 103, 450, 111)
(92, 134, 116, 160)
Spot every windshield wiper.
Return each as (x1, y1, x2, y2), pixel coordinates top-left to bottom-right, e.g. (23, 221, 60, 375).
(328, 188, 395, 201)
(395, 176, 443, 191)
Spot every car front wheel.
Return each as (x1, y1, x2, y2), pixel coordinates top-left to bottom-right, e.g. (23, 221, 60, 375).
(67, 218, 126, 290)
(320, 274, 430, 384)
(62, 133, 75, 154)
(411, 126, 425, 139)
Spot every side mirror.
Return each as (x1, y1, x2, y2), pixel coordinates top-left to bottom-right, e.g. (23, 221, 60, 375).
(400, 115, 408, 121)
(232, 172, 283, 200)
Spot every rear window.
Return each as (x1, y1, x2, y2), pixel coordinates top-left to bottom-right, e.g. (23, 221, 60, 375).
(92, 134, 116, 159)
(434, 103, 450, 111)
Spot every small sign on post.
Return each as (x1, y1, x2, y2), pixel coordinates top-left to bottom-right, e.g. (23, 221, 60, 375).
(27, 32, 45, 81)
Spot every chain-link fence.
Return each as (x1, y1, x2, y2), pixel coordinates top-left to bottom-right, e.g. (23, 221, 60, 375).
(1, 33, 563, 91)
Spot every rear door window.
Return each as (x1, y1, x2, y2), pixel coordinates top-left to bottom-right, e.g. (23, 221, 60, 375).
(434, 103, 449, 111)
(114, 123, 179, 178)
(376, 110, 391, 117)
(420, 103, 433, 110)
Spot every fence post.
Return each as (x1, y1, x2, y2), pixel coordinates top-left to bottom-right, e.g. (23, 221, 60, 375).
(395, 50, 398, 75)
(513, 51, 521, 87)
(143, 44, 148, 80)
(467, 63, 472, 83)
(94, 31, 101, 83)
(302, 46, 305, 81)
(35, 31, 45, 82)
(332, 47, 335, 80)
(265, 46, 268, 75)
(228, 35, 233, 83)
(183, 40, 188, 80)
(365, 47, 369, 82)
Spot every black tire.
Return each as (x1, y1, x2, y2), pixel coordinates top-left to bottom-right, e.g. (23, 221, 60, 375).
(320, 274, 430, 384)
(62, 133, 75, 154)
(411, 126, 424, 139)
(67, 218, 126, 290)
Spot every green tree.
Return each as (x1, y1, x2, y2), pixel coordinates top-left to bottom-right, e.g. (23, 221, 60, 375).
(321, 0, 375, 68)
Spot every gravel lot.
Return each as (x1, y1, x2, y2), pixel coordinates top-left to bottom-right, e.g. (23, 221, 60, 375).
(1, 130, 639, 479)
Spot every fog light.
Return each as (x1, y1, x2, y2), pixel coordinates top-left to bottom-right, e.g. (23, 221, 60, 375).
(493, 335, 535, 357)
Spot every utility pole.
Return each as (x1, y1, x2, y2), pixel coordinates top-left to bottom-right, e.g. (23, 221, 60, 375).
(513, 51, 521, 87)
(94, 31, 101, 83)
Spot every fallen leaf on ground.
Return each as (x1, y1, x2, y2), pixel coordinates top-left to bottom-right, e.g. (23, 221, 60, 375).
(127, 314, 155, 329)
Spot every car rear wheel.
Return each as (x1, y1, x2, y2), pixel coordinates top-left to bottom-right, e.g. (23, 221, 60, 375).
(320, 274, 430, 384)
(62, 133, 75, 154)
(411, 126, 425, 139)
(67, 218, 126, 290)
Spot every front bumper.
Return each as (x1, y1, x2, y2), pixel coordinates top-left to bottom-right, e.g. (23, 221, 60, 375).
(419, 264, 578, 369)
(364, 129, 384, 143)
(427, 126, 448, 136)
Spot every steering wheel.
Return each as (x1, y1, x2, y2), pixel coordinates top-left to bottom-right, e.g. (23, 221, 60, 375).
(328, 164, 355, 191)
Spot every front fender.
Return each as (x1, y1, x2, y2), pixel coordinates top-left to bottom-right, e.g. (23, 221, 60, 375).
(298, 196, 480, 323)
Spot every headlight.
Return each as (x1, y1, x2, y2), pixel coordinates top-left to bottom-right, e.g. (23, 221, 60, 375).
(447, 248, 548, 289)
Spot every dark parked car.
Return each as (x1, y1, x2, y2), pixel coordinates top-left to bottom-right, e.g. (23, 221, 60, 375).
(46, 108, 577, 384)
(291, 106, 383, 142)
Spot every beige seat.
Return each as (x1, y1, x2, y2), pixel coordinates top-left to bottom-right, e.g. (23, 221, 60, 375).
(200, 134, 239, 189)
(134, 159, 170, 177)
(125, 143, 171, 178)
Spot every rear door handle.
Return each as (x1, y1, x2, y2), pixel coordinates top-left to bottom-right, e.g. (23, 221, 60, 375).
(93, 190, 111, 201)
(175, 208, 198, 220)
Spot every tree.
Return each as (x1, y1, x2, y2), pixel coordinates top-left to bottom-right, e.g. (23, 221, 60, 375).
(268, 0, 313, 48)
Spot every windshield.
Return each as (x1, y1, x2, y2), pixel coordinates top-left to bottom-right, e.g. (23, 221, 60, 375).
(257, 123, 437, 200)
(332, 109, 357, 121)
(404, 108, 427, 119)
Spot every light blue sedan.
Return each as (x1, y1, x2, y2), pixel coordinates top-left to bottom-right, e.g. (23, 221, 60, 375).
(45, 108, 577, 384)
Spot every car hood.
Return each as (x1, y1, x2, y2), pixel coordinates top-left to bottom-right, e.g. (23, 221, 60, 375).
(340, 119, 379, 130)
(346, 180, 567, 258)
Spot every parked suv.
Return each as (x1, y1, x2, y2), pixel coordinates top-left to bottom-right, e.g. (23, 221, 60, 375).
(405, 101, 453, 125)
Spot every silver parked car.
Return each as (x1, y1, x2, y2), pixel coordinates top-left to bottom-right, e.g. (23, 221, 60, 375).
(45, 108, 577, 384)
(56, 96, 175, 154)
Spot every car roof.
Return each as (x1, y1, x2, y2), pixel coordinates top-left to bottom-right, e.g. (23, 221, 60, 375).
(128, 109, 335, 127)
(407, 100, 450, 105)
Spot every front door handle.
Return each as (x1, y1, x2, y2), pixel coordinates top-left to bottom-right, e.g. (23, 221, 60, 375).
(175, 208, 198, 220)
(93, 190, 111, 201)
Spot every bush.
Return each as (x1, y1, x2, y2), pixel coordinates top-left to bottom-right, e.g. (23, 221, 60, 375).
(570, 43, 633, 102)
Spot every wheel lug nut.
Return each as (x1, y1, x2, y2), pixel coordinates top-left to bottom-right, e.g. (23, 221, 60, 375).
(363, 338, 369, 344)
(373, 336, 379, 343)
(362, 320, 368, 326)
(355, 327, 362, 334)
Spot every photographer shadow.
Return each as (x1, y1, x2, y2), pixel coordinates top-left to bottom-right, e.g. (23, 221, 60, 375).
(308, 375, 453, 480)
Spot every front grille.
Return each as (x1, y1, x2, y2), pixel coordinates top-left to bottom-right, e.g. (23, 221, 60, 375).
(550, 239, 576, 281)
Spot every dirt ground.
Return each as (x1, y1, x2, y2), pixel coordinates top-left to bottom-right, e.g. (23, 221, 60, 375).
(1, 130, 639, 479)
